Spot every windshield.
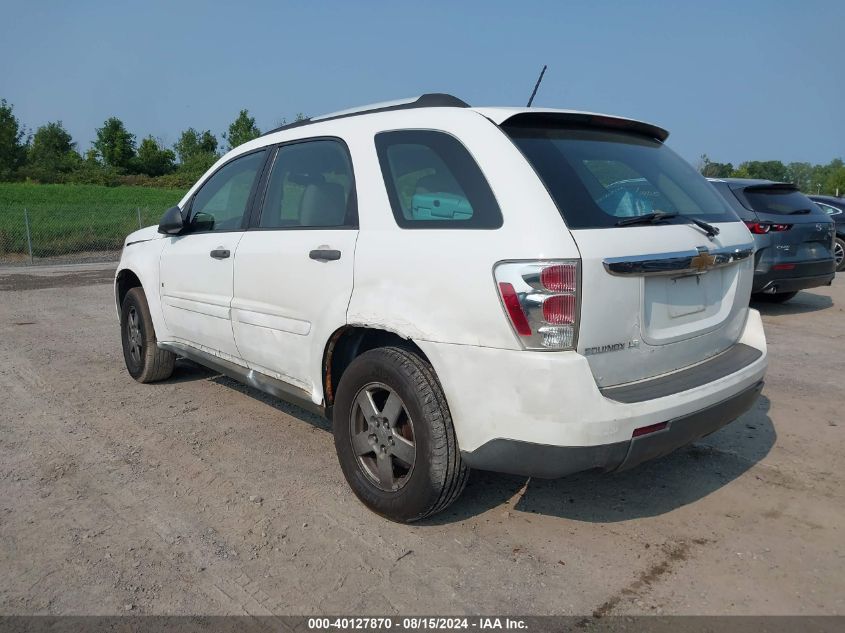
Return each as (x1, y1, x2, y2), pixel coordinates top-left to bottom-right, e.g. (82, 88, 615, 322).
(743, 187, 824, 216)
(504, 126, 738, 229)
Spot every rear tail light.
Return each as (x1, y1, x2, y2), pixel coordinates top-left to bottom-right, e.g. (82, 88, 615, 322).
(494, 260, 579, 350)
(744, 221, 792, 234)
(744, 221, 770, 234)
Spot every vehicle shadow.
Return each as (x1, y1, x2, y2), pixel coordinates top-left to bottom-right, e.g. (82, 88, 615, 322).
(161, 359, 332, 429)
(163, 359, 776, 525)
(751, 291, 833, 315)
(424, 394, 775, 525)
(158, 358, 219, 385)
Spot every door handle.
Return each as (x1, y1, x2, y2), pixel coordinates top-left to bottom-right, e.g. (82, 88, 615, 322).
(309, 249, 341, 261)
(210, 249, 230, 259)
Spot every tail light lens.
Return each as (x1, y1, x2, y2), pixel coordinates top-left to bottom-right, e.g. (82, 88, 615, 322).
(494, 260, 579, 350)
(542, 294, 575, 324)
(744, 221, 770, 234)
(540, 264, 577, 292)
(744, 221, 792, 234)
(497, 282, 532, 336)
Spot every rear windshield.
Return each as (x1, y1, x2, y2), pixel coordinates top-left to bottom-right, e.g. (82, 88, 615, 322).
(742, 187, 821, 216)
(504, 126, 738, 229)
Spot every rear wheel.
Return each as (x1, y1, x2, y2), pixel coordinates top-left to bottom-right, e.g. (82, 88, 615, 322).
(834, 236, 844, 272)
(752, 290, 798, 304)
(121, 287, 175, 383)
(332, 346, 468, 522)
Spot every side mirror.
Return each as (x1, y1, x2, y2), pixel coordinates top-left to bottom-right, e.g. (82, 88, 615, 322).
(158, 206, 185, 235)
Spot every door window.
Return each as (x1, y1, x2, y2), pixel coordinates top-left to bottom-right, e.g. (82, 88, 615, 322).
(189, 150, 266, 232)
(259, 140, 356, 228)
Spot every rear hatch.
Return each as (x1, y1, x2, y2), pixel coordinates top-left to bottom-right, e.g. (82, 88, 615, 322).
(502, 114, 753, 387)
(736, 183, 835, 264)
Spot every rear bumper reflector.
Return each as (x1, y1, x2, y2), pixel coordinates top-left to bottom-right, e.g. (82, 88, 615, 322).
(632, 422, 668, 438)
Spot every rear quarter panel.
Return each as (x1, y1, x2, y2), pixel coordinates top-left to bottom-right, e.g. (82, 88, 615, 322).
(342, 109, 581, 348)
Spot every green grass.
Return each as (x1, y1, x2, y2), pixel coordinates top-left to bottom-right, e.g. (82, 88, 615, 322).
(0, 182, 187, 259)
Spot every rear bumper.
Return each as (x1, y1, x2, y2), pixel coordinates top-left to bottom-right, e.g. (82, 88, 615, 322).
(461, 380, 763, 478)
(752, 258, 836, 293)
(417, 309, 767, 476)
(754, 273, 834, 294)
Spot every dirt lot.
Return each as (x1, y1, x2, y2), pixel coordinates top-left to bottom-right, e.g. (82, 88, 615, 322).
(1, 264, 843, 616)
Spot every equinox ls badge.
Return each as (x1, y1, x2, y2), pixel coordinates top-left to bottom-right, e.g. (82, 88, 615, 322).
(584, 339, 640, 356)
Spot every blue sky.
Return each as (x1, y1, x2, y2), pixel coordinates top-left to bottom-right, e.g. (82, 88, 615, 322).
(1, 0, 843, 165)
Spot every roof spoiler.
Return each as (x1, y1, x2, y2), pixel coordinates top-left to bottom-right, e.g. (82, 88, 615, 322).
(499, 111, 669, 142)
(743, 182, 799, 192)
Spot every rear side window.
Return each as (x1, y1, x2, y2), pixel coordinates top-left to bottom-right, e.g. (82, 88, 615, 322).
(505, 126, 737, 229)
(814, 201, 842, 216)
(375, 130, 502, 228)
(259, 139, 356, 228)
(709, 181, 756, 220)
(741, 186, 822, 216)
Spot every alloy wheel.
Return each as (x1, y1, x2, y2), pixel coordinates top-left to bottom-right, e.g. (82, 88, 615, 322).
(126, 306, 142, 365)
(349, 382, 416, 492)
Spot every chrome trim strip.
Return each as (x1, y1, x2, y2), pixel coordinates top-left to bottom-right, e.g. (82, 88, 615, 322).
(158, 342, 325, 417)
(603, 244, 754, 277)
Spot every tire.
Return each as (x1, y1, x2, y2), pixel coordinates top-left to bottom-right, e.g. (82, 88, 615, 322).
(332, 346, 468, 522)
(752, 290, 798, 304)
(120, 287, 175, 383)
(834, 236, 844, 272)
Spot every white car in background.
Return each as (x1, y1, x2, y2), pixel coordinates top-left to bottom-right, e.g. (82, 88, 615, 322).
(115, 94, 767, 522)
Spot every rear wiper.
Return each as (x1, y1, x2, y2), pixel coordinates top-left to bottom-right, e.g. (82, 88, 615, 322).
(615, 211, 678, 227)
(789, 208, 812, 215)
(689, 217, 720, 238)
(615, 211, 720, 238)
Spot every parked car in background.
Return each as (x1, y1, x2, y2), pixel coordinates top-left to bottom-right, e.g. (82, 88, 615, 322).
(709, 178, 836, 302)
(115, 95, 768, 521)
(808, 195, 845, 271)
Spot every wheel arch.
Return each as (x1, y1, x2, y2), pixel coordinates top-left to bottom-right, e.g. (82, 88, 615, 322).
(115, 268, 143, 312)
(322, 325, 431, 411)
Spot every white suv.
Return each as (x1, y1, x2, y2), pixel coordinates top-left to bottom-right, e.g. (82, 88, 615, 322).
(115, 94, 767, 522)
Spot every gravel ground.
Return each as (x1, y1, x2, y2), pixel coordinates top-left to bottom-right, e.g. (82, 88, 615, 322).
(0, 265, 843, 616)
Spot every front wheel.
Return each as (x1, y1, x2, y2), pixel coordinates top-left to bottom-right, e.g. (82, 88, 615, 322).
(121, 287, 175, 383)
(332, 347, 468, 522)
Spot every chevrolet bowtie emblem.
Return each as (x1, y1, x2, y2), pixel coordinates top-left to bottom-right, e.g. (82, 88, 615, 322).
(690, 246, 716, 272)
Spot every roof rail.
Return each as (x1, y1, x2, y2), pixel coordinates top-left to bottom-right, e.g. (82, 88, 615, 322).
(263, 93, 469, 136)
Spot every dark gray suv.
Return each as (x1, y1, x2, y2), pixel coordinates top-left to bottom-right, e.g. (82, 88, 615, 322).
(809, 195, 845, 271)
(709, 178, 836, 303)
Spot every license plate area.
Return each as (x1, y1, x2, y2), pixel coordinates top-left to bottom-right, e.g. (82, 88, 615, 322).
(666, 274, 707, 318)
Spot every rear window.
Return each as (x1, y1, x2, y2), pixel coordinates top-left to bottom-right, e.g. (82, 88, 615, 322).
(375, 130, 502, 229)
(742, 187, 822, 216)
(504, 126, 738, 229)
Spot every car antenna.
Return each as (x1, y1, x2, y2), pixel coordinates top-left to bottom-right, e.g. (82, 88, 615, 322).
(526, 64, 547, 107)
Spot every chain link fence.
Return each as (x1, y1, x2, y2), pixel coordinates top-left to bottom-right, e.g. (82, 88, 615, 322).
(0, 206, 164, 266)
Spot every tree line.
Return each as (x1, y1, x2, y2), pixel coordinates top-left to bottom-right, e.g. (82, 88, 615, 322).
(1, 96, 843, 195)
(699, 154, 844, 196)
(0, 98, 305, 188)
